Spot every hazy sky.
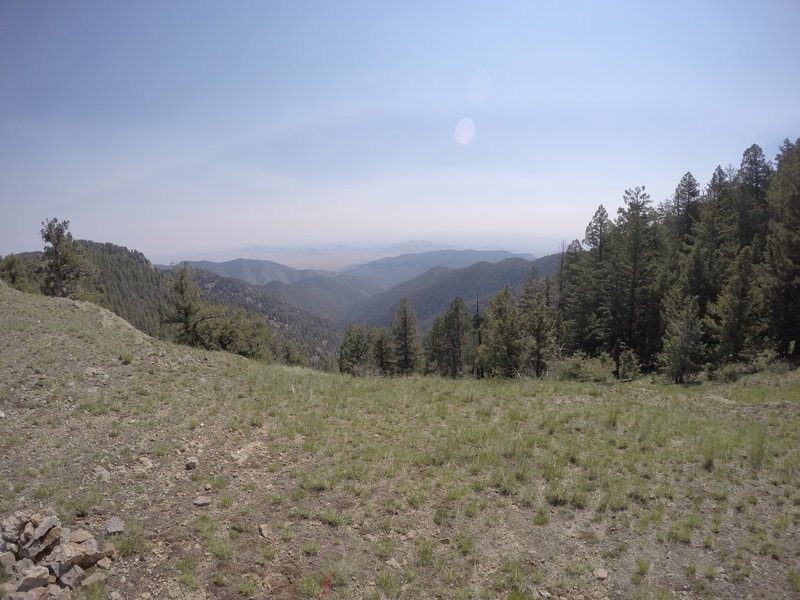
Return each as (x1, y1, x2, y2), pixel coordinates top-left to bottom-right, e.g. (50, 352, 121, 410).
(1, 1, 798, 263)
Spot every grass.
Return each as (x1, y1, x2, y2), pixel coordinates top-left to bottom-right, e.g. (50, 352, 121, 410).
(2, 283, 800, 598)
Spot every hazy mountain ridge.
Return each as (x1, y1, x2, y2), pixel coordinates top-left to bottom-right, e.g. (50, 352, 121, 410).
(344, 255, 560, 330)
(343, 249, 537, 287)
(180, 258, 336, 286)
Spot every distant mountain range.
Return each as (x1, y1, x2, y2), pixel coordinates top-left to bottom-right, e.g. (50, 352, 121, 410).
(343, 254, 561, 330)
(172, 249, 557, 331)
(181, 258, 336, 286)
(342, 249, 536, 287)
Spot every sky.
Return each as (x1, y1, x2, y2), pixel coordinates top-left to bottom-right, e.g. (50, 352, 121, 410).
(1, 1, 799, 265)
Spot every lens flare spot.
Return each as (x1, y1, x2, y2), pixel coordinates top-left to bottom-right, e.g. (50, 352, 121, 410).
(454, 117, 475, 145)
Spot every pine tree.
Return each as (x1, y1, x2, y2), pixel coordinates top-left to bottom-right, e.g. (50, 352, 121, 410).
(371, 327, 395, 375)
(520, 272, 555, 377)
(0, 253, 33, 292)
(478, 286, 523, 377)
(706, 246, 766, 364)
(734, 144, 773, 253)
(441, 296, 472, 377)
(583, 205, 612, 263)
(765, 137, 800, 357)
(392, 298, 420, 375)
(39, 218, 94, 298)
(658, 285, 705, 383)
(338, 324, 374, 375)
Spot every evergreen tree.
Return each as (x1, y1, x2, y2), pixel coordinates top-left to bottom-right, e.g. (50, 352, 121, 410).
(687, 166, 737, 314)
(39, 218, 94, 298)
(166, 264, 209, 347)
(734, 144, 773, 253)
(338, 324, 374, 375)
(607, 187, 662, 360)
(706, 246, 766, 364)
(392, 298, 420, 375)
(520, 272, 555, 377)
(658, 285, 705, 383)
(371, 327, 395, 375)
(0, 253, 33, 292)
(478, 286, 523, 377)
(423, 316, 446, 375)
(583, 205, 612, 263)
(441, 296, 472, 377)
(765, 137, 800, 357)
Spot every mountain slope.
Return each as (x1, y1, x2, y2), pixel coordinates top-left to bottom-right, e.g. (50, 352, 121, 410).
(343, 249, 536, 287)
(183, 258, 335, 286)
(262, 274, 388, 323)
(343, 253, 561, 330)
(189, 268, 341, 367)
(2, 279, 798, 599)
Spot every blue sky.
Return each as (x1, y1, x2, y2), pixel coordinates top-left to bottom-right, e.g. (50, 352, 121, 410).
(1, 1, 798, 264)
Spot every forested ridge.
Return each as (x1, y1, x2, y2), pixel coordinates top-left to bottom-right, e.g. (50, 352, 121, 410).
(3, 138, 798, 382)
(341, 139, 800, 382)
(0, 238, 338, 368)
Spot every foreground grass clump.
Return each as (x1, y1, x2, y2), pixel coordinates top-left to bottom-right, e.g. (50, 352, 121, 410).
(2, 282, 800, 599)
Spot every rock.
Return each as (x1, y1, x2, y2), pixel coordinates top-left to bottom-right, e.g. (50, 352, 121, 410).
(22, 517, 61, 559)
(96, 557, 112, 570)
(538, 591, 552, 598)
(58, 564, 85, 588)
(81, 572, 107, 587)
(68, 530, 93, 544)
(192, 496, 211, 507)
(17, 565, 50, 591)
(185, 457, 198, 470)
(19, 522, 35, 545)
(258, 524, 269, 538)
(386, 558, 402, 571)
(104, 517, 124, 536)
(594, 568, 609, 580)
(1, 512, 30, 543)
(14, 558, 35, 577)
(5, 591, 36, 600)
(1, 550, 16, 575)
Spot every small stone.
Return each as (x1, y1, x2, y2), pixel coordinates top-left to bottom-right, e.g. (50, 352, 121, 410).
(204, 483, 212, 491)
(58, 564, 85, 588)
(185, 457, 198, 470)
(0, 550, 15, 575)
(81, 572, 107, 587)
(17, 565, 50, 591)
(538, 591, 551, 599)
(258, 524, 269, 538)
(68, 529, 93, 544)
(386, 558, 402, 570)
(13, 558, 35, 577)
(594, 568, 609, 580)
(96, 557, 112, 570)
(193, 496, 212, 507)
(105, 517, 124, 536)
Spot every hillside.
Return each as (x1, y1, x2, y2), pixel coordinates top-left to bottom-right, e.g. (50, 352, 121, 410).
(343, 249, 537, 287)
(189, 268, 341, 368)
(344, 255, 559, 329)
(262, 274, 388, 323)
(2, 279, 799, 599)
(181, 258, 335, 286)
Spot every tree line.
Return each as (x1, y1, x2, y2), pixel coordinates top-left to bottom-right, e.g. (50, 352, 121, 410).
(340, 138, 800, 382)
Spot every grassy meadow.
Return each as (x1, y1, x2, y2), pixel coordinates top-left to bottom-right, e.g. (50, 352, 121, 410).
(1, 281, 799, 599)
